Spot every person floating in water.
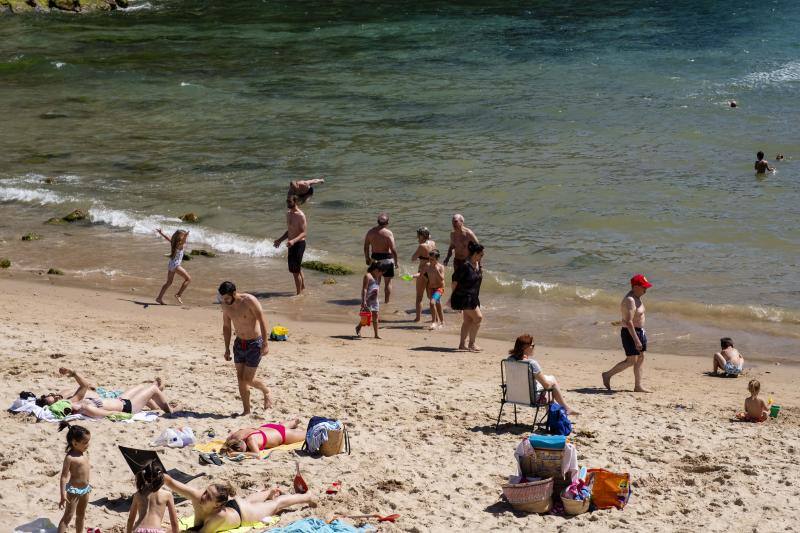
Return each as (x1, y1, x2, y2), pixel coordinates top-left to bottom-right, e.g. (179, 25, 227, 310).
(287, 177, 325, 205)
(755, 151, 775, 174)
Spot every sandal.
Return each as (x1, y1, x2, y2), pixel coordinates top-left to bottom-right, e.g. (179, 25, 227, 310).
(199, 453, 213, 465)
(209, 452, 224, 466)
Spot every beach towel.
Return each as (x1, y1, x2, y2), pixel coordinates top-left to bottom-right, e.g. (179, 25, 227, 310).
(13, 517, 57, 533)
(193, 439, 303, 458)
(8, 398, 159, 423)
(178, 514, 279, 532)
(266, 518, 374, 533)
(528, 434, 566, 450)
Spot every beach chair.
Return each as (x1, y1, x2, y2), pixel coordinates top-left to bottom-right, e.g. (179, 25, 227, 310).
(495, 359, 553, 431)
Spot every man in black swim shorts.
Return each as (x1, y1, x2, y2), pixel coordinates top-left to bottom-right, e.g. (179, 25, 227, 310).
(363, 213, 398, 303)
(274, 196, 308, 295)
(602, 274, 652, 393)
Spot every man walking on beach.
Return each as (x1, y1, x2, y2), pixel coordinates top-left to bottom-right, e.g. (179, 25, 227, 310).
(602, 274, 652, 393)
(219, 281, 272, 415)
(443, 214, 479, 274)
(274, 196, 307, 295)
(363, 213, 398, 303)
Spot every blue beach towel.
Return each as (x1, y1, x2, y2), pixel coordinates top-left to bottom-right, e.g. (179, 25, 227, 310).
(528, 434, 566, 450)
(267, 518, 374, 533)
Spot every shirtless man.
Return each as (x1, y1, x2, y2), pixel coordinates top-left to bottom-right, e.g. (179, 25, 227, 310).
(219, 281, 271, 416)
(755, 151, 775, 174)
(443, 214, 479, 275)
(287, 177, 325, 205)
(363, 213, 398, 303)
(273, 196, 308, 295)
(602, 274, 652, 393)
(713, 337, 744, 376)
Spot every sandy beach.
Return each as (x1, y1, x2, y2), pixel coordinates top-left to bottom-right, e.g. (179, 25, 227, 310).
(1, 275, 798, 532)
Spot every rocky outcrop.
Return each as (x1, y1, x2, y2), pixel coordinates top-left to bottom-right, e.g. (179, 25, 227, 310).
(0, 259, 10, 269)
(47, 268, 64, 275)
(190, 249, 216, 258)
(62, 208, 87, 222)
(180, 212, 199, 223)
(21, 232, 42, 241)
(0, 0, 128, 13)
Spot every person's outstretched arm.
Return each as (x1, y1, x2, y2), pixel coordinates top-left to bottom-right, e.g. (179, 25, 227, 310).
(167, 492, 180, 533)
(155, 228, 172, 242)
(163, 474, 202, 501)
(126, 494, 139, 533)
(60, 368, 96, 401)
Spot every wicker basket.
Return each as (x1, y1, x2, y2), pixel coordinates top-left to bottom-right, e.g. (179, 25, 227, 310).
(502, 477, 554, 514)
(561, 495, 590, 515)
(319, 427, 344, 456)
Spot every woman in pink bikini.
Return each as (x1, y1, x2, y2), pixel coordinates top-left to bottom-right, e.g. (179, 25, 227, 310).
(221, 419, 305, 454)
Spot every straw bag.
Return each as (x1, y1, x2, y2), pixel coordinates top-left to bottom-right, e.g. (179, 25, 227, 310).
(561, 494, 590, 515)
(319, 425, 350, 456)
(521, 448, 568, 493)
(501, 477, 553, 514)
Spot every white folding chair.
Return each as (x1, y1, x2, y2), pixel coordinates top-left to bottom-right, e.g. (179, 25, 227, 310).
(495, 359, 553, 431)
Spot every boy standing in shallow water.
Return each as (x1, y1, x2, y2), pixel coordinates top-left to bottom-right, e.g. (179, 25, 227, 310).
(415, 249, 446, 329)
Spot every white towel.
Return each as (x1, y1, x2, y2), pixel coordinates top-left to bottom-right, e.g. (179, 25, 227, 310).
(562, 443, 579, 480)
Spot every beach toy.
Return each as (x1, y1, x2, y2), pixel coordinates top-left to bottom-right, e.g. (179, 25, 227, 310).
(293, 462, 308, 494)
(770, 404, 781, 418)
(359, 310, 372, 326)
(270, 326, 288, 341)
(400, 274, 414, 281)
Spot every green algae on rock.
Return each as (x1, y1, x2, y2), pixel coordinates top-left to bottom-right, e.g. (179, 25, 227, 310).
(63, 209, 87, 222)
(21, 232, 42, 241)
(190, 249, 217, 258)
(301, 261, 353, 275)
(47, 268, 64, 275)
(180, 212, 199, 223)
(0, 259, 11, 269)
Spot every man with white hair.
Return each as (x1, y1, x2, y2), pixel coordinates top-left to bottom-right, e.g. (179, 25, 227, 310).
(443, 214, 479, 274)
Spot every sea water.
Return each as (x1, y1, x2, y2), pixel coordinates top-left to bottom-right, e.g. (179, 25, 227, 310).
(1, 1, 799, 358)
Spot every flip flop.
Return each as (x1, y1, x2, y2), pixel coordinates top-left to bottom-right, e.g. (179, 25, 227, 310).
(228, 453, 245, 462)
(209, 453, 224, 466)
(199, 453, 213, 465)
(325, 481, 341, 494)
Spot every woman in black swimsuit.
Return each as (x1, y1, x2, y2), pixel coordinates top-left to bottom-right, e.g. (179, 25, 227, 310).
(449, 241, 484, 352)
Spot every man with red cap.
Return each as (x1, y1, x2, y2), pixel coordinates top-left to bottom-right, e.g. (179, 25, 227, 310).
(602, 274, 653, 392)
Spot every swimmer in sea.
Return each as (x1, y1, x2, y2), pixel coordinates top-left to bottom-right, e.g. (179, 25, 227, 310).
(287, 178, 325, 205)
(755, 151, 775, 174)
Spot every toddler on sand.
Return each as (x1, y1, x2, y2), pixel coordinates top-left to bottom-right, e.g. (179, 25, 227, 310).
(155, 228, 192, 305)
(414, 249, 446, 329)
(126, 460, 179, 533)
(736, 379, 769, 422)
(57, 422, 92, 533)
(356, 262, 383, 339)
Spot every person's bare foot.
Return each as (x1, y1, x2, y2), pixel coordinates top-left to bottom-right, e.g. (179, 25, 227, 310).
(287, 418, 301, 429)
(456, 345, 468, 352)
(175, 294, 183, 305)
(355, 325, 361, 337)
(263, 390, 273, 409)
(155, 298, 165, 305)
(566, 408, 580, 416)
(601, 372, 611, 391)
(374, 335, 382, 339)
(413, 317, 421, 323)
(267, 487, 283, 500)
(634, 387, 651, 393)
(468, 344, 482, 352)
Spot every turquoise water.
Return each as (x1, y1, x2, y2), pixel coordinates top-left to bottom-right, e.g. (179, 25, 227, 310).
(2, 1, 800, 339)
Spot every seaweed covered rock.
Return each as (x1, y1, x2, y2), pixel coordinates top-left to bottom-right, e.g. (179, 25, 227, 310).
(4, 0, 34, 13)
(63, 208, 87, 222)
(0, 259, 10, 269)
(47, 268, 64, 275)
(0, 0, 127, 13)
(301, 261, 353, 275)
(21, 232, 42, 241)
(190, 249, 216, 258)
(50, 0, 78, 11)
(180, 212, 199, 223)
(45, 217, 66, 225)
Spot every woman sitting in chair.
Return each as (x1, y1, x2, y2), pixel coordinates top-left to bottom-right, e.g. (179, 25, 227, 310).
(507, 334, 579, 415)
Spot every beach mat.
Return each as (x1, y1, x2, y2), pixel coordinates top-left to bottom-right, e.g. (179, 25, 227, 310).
(178, 514, 279, 532)
(193, 439, 303, 458)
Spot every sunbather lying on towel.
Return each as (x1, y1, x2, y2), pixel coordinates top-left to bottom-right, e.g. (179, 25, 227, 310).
(221, 418, 305, 454)
(164, 475, 316, 532)
(35, 368, 172, 417)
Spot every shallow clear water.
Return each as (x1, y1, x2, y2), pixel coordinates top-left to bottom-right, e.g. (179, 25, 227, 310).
(2, 1, 800, 354)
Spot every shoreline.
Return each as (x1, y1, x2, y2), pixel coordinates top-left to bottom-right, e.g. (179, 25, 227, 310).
(1, 277, 799, 531)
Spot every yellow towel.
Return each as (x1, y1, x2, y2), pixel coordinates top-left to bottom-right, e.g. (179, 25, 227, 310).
(178, 514, 280, 532)
(193, 440, 304, 458)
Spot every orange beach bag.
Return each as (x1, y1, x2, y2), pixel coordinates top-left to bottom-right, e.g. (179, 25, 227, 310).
(587, 469, 631, 510)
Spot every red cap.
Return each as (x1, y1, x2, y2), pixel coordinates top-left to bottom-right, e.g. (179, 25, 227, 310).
(630, 274, 653, 289)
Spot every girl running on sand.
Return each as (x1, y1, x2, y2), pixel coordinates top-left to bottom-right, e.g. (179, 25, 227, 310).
(126, 460, 179, 533)
(57, 422, 92, 533)
(356, 262, 383, 339)
(155, 228, 191, 305)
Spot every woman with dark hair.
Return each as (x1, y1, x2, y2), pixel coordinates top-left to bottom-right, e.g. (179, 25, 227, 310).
(508, 334, 578, 415)
(449, 241, 484, 351)
(127, 460, 179, 533)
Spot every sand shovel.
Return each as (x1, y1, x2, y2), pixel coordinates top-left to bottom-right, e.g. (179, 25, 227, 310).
(293, 461, 308, 494)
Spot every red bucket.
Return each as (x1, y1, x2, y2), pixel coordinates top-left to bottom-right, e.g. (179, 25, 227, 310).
(359, 311, 372, 326)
